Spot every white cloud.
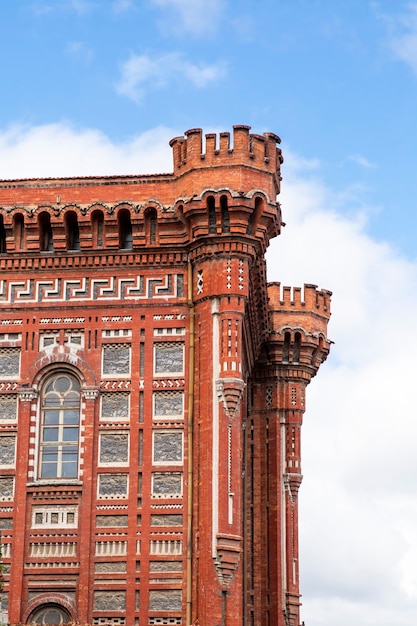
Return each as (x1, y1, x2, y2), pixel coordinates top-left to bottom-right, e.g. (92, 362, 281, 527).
(65, 41, 94, 62)
(68, 0, 94, 15)
(347, 153, 377, 169)
(151, 0, 223, 35)
(379, 2, 417, 75)
(0, 123, 175, 178)
(267, 151, 417, 625)
(112, 0, 134, 13)
(116, 52, 226, 103)
(31, 0, 95, 17)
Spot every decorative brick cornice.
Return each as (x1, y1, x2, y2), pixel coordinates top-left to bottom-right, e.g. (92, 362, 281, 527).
(215, 533, 242, 586)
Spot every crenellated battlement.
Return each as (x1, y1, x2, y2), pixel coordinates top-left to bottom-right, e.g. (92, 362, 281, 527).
(268, 282, 332, 319)
(169, 126, 283, 193)
(266, 282, 332, 377)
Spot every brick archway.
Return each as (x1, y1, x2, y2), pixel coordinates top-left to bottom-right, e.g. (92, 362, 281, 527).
(22, 594, 76, 625)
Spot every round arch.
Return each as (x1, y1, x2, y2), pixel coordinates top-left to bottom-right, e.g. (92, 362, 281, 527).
(23, 594, 76, 625)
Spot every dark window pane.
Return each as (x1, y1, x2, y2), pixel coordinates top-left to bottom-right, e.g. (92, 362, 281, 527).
(43, 427, 59, 442)
(44, 410, 59, 424)
(41, 462, 58, 478)
(61, 462, 77, 477)
(55, 376, 71, 392)
(63, 410, 79, 424)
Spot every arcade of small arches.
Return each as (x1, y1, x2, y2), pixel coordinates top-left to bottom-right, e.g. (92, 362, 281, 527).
(0, 205, 159, 253)
(0, 193, 267, 253)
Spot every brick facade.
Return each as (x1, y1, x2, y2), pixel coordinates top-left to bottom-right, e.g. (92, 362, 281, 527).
(0, 126, 331, 626)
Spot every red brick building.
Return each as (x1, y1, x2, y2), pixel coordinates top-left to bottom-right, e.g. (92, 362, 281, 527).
(0, 126, 331, 626)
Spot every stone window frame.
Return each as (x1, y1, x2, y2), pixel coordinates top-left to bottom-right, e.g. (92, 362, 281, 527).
(101, 343, 131, 379)
(0, 433, 16, 468)
(152, 430, 184, 466)
(152, 390, 184, 421)
(97, 472, 129, 500)
(0, 347, 21, 379)
(151, 472, 183, 499)
(98, 431, 130, 467)
(31, 505, 78, 529)
(0, 394, 18, 423)
(0, 476, 14, 501)
(36, 371, 82, 482)
(100, 392, 130, 422)
(153, 341, 185, 377)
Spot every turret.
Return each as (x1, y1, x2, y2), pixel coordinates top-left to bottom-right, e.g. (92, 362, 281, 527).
(170, 126, 283, 193)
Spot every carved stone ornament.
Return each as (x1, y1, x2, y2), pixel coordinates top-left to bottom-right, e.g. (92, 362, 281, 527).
(18, 388, 38, 402)
(81, 387, 99, 400)
(216, 378, 246, 419)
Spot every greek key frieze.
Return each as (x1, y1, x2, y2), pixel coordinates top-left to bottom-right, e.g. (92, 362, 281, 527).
(0, 274, 184, 304)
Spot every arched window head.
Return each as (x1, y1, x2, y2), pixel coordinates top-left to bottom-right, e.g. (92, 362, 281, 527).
(91, 209, 104, 248)
(64, 211, 80, 251)
(38, 212, 54, 252)
(29, 604, 72, 625)
(118, 208, 133, 250)
(38, 373, 81, 480)
(13, 213, 25, 251)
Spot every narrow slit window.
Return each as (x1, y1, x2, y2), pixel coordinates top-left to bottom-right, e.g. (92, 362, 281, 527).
(207, 196, 216, 234)
(65, 211, 80, 251)
(91, 209, 104, 248)
(38, 212, 54, 252)
(13, 213, 25, 250)
(118, 208, 133, 250)
(221, 195, 230, 233)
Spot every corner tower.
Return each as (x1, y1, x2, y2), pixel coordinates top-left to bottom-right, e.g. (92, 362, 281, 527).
(0, 126, 330, 626)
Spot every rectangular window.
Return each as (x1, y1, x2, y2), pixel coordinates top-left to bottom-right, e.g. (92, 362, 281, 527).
(0, 395, 17, 422)
(98, 473, 128, 499)
(154, 342, 184, 376)
(0, 348, 20, 378)
(153, 391, 184, 420)
(101, 392, 130, 421)
(151, 472, 182, 498)
(102, 344, 131, 377)
(99, 432, 129, 466)
(152, 431, 183, 465)
(0, 435, 16, 467)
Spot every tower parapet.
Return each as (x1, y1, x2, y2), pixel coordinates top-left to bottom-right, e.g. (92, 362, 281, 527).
(170, 125, 283, 197)
(268, 282, 332, 342)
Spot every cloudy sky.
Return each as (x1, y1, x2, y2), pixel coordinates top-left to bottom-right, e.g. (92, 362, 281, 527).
(1, 1, 417, 624)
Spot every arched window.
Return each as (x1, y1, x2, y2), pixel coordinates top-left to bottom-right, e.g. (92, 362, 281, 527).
(38, 373, 81, 480)
(29, 604, 72, 625)
(207, 195, 216, 234)
(118, 208, 133, 249)
(13, 213, 25, 250)
(145, 208, 158, 244)
(220, 195, 230, 233)
(64, 211, 80, 251)
(91, 209, 104, 248)
(247, 196, 263, 235)
(38, 212, 54, 252)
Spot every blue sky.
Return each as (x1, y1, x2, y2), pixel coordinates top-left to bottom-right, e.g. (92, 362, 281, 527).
(2, 2, 417, 625)
(2, 0, 417, 255)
